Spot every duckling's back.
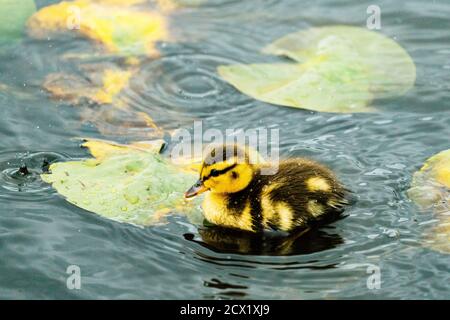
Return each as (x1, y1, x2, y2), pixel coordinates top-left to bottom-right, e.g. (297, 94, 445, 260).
(255, 158, 349, 232)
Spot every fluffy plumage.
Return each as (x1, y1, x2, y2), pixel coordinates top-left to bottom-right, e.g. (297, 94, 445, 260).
(185, 144, 349, 233)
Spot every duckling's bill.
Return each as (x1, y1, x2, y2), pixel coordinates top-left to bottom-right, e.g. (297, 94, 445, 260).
(185, 180, 208, 199)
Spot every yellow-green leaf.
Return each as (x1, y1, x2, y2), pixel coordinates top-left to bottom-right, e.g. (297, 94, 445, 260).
(408, 149, 450, 210)
(41, 139, 203, 227)
(218, 25, 416, 113)
(218, 60, 375, 113)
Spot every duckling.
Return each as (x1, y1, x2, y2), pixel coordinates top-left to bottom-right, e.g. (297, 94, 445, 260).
(184, 144, 349, 233)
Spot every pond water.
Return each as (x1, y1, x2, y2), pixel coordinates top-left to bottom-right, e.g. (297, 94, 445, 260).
(0, 0, 449, 299)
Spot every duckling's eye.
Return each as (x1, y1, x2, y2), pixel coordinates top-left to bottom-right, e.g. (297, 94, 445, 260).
(210, 169, 220, 177)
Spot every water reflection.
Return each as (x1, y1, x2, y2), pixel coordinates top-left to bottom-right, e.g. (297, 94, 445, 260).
(203, 278, 248, 298)
(185, 225, 344, 256)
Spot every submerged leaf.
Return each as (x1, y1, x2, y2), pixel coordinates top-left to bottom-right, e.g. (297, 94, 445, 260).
(92, 69, 133, 104)
(41, 139, 203, 226)
(423, 216, 450, 254)
(156, 0, 206, 12)
(218, 25, 415, 113)
(43, 62, 164, 140)
(43, 72, 95, 104)
(408, 149, 450, 253)
(27, 0, 169, 56)
(96, 0, 147, 4)
(81, 107, 165, 140)
(0, 0, 36, 46)
(43, 64, 134, 106)
(419, 150, 450, 189)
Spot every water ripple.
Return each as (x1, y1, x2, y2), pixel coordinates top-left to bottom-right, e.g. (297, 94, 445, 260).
(1, 0, 450, 300)
(124, 54, 251, 119)
(0, 151, 68, 202)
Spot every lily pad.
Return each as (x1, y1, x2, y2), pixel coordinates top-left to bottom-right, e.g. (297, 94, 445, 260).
(408, 149, 450, 253)
(27, 0, 170, 57)
(0, 0, 36, 46)
(218, 25, 416, 113)
(408, 149, 450, 210)
(41, 139, 203, 227)
(219, 61, 374, 113)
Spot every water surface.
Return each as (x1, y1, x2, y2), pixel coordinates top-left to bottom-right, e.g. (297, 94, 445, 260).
(0, 0, 449, 299)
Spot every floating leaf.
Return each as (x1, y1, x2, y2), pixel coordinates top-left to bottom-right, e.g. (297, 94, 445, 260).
(0, 0, 36, 46)
(219, 60, 374, 113)
(263, 26, 416, 97)
(41, 139, 203, 226)
(408, 149, 450, 253)
(218, 25, 416, 113)
(27, 0, 170, 57)
(408, 149, 450, 210)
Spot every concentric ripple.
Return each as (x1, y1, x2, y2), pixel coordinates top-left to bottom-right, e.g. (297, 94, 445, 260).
(0, 151, 68, 202)
(125, 54, 252, 119)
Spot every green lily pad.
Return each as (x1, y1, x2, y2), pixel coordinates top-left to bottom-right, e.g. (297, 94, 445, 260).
(41, 139, 203, 227)
(0, 0, 36, 46)
(219, 60, 374, 113)
(218, 25, 416, 113)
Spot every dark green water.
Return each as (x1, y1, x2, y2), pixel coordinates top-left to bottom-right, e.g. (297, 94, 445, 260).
(0, 0, 449, 299)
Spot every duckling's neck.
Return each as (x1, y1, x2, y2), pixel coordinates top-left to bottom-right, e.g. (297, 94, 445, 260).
(211, 173, 263, 222)
(204, 186, 262, 232)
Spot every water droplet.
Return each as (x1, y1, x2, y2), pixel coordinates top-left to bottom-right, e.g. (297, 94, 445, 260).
(124, 193, 139, 204)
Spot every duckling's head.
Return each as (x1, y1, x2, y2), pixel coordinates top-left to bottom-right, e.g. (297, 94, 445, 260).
(184, 144, 256, 198)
